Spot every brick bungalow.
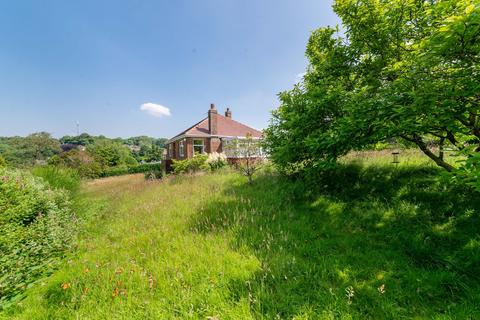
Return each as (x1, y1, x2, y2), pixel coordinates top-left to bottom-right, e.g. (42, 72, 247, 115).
(163, 104, 262, 171)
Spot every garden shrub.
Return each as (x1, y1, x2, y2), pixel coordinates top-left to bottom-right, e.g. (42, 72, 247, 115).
(48, 149, 103, 179)
(101, 165, 130, 177)
(172, 153, 209, 174)
(0, 168, 77, 306)
(144, 169, 164, 180)
(206, 152, 227, 171)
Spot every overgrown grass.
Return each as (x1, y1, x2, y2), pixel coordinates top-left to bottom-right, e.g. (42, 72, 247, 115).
(3, 157, 479, 319)
(31, 166, 81, 194)
(340, 148, 451, 167)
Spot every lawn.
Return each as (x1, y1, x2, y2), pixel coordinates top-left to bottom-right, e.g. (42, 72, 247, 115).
(3, 157, 480, 319)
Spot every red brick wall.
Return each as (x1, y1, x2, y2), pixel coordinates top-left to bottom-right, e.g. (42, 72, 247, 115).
(204, 138, 212, 153)
(186, 138, 193, 158)
(208, 104, 218, 134)
(210, 137, 222, 153)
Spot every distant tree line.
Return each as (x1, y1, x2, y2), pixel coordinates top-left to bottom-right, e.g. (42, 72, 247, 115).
(0, 132, 61, 167)
(0, 132, 167, 178)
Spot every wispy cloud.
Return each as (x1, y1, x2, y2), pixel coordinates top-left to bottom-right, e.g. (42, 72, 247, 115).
(140, 102, 171, 118)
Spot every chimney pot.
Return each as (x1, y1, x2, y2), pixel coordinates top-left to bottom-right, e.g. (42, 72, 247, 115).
(210, 103, 216, 110)
(225, 107, 232, 119)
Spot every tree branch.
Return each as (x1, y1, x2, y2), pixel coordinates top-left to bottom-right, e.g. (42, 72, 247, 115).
(400, 134, 454, 171)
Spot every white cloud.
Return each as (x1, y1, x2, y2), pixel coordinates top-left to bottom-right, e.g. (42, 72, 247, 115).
(140, 102, 171, 118)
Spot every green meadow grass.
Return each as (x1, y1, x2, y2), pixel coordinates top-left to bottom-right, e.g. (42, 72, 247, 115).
(2, 155, 480, 319)
(340, 148, 456, 167)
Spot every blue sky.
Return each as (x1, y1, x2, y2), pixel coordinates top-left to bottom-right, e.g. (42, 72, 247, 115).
(0, 1, 340, 138)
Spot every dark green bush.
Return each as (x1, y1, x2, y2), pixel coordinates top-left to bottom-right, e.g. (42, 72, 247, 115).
(0, 155, 6, 167)
(129, 162, 163, 174)
(144, 169, 164, 180)
(48, 149, 103, 179)
(101, 165, 130, 177)
(101, 162, 163, 177)
(452, 149, 480, 192)
(0, 168, 77, 306)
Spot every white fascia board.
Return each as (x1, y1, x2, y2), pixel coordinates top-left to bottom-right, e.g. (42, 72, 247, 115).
(167, 134, 262, 145)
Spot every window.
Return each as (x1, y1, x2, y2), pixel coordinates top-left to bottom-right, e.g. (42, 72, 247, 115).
(179, 139, 185, 157)
(222, 137, 263, 158)
(168, 144, 173, 157)
(193, 139, 204, 154)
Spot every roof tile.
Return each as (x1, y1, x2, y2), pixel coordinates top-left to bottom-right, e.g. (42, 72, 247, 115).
(170, 114, 262, 141)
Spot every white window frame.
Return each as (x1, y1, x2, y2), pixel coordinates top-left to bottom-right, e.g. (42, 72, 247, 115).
(179, 139, 185, 157)
(193, 139, 204, 154)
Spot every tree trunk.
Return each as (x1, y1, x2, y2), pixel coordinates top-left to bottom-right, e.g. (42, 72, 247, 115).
(439, 137, 445, 161)
(247, 174, 253, 184)
(401, 134, 454, 172)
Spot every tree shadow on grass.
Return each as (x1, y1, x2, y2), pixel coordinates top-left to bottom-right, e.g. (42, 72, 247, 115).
(189, 165, 480, 319)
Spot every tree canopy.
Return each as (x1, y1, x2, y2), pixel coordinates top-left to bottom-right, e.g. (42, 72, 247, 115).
(265, 0, 480, 178)
(0, 133, 61, 167)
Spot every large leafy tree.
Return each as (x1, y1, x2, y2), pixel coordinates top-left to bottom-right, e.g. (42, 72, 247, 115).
(0, 133, 61, 167)
(265, 0, 480, 174)
(87, 140, 138, 168)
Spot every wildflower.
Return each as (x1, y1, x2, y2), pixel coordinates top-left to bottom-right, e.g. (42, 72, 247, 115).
(148, 274, 155, 289)
(112, 287, 119, 298)
(61, 283, 71, 290)
(345, 286, 355, 304)
(378, 284, 385, 294)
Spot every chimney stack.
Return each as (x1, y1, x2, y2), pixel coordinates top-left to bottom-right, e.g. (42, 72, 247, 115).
(208, 103, 218, 135)
(225, 108, 232, 119)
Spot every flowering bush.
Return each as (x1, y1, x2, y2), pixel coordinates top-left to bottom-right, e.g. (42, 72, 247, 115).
(206, 152, 228, 171)
(0, 168, 77, 306)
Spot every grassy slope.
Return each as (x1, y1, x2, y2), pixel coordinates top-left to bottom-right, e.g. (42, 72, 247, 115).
(3, 160, 480, 319)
